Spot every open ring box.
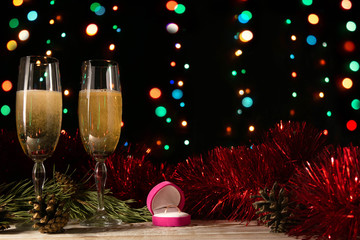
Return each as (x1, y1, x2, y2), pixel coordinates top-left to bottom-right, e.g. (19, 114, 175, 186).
(147, 181, 191, 227)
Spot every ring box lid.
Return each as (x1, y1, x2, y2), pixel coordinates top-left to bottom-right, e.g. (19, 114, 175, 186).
(147, 181, 185, 215)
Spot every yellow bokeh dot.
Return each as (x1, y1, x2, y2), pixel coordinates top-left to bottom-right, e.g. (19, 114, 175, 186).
(239, 30, 253, 42)
(308, 14, 319, 24)
(235, 49, 243, 56)
(46, 50, 52, 56)
(109, 44, 115, 51)
(291, 35, 297, 41)
(7, 40, 17, 51)
(13, 0, 23, 6)
(181, 120, 188, 127)
(18, 30, 30, 41)
(342, 78, 353, 89)
(178, 81, 184, 87)
(49, 19, 55, 25)
(238, 89, 244, 95)
(319, 92, 324, 98)
(86, 24, 98, 36)
(249, 125, 255, 132)
(64, 89, 70, 96)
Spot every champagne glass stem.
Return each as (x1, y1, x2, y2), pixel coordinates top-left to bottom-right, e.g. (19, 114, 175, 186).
(32, 161, 46, 197)
(94, 161, 107, 211)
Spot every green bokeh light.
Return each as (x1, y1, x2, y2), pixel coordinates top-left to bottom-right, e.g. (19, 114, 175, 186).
(155, 106, 167, 117)
(346, 21, 356, 32)
(326, 111, 332, 117)
(292, 92, 297, 98)
(90, 2, 101, 12)
(63, 108, 68, 114)
(166, 117, 172, 123)
(232, 70, 237, 76)
(164, 145, 170, 150)
(1, 105, 10, 116)
(9, 18, 19, 28)
(351, 99, 360, 110)
(112, 25, 118, 30)
(349, 61, 359, 72)
(50, 0, 55, 5)
(324, 77, 330, 83)
(302, 0, 313, 6)
(285, 19, 291, 24)
(174, 4, 186, 14)
(46, 39, 51, 44)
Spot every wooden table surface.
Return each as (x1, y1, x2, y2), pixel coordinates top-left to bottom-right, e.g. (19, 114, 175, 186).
(0, 220, 298, 240)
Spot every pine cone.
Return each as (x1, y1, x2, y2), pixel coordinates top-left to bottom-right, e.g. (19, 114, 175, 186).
(54, 172, 78, 196)
(29, 195, 69, 233)
(252, 182, 296, 233)
(0, 206, 12, 231)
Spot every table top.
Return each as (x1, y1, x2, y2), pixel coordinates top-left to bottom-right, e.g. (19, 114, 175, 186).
(0, 220, 297, 240)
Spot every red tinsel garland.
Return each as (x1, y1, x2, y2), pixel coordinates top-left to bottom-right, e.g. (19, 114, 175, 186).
(288, 145, 360, 240)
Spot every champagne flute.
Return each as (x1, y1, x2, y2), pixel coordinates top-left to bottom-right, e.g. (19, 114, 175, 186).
(78, 59, 122, 226)
(16, 56, 62, 198)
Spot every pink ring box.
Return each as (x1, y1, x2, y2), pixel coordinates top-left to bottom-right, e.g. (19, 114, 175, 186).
(147, 181, 191, 227)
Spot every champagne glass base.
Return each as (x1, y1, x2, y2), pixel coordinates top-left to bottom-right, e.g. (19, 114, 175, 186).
(80, 210, 122, 227)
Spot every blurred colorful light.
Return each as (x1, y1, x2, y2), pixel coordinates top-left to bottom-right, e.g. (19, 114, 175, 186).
(346, 21, 356, 32)
(86, 24, 98, 36)
(1, 105, 10, 116)
(308, 14, 319, 24)
(302, 0, 313, 6)
(346, 120, 357, 131)
(2, 81, 12, 92)
(181, 120, 188, 127)
(150, 88, 162, 99)
(172, 89, 183, 99)
(166, 1, 178, 11)
(46, 50, 52, 56)
(18, 30, 30, 41)
(306, 35, 317, 45)
(349, 61, 359, 72)
(242, 97, 253, 108)
(95, 6, 105, 16)
(184, 140, 190, 145)
(166, 23, 179, 34)
(249, 125, 255, 132)
(235, 49, 243, 56)
(90, 2, 101, 12)
(155, 106, 167, 117)
(238, 10, 252, 24)
(6, 40, 17, 51)
(175, 4, 186, 14)
(109, 44, 115, 51)
(239, 30, 253, 42)
(326, 111, 332, 117)
(342, 77, 353, 89)
(27, 11, 38, 21)
(344, 41, 355, 52)
(13, 0, 23, 6)
(9, 18, 19, 28)
(341, 0, 352, 10)
(351, 99, 360, 110)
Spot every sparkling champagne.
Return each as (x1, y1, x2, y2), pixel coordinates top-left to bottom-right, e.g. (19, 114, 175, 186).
(78, 89, 122, 160)
(16, 90, 62, 161)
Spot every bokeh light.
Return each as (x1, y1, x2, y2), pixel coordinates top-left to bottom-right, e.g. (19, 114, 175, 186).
(61, 32, 66, 38)
(341, 0, 352, 10)
(166, 23, 179, 34)
(346, 120, 357, 131)
(164, 145, 170, 150)
(308, 14, 319, 24)
(113, 5, 118, 11)
(292, 92, 297, 98)
(18, 30, 30, 41)
(86, 24, 98, 36)
(155, 106, 167, 117)
(95, 6, 106, 16)
(349, 61, 359, 72)
(166, 1, 178, 11)
(13, 0, 23, 6)
(49, 19, 55, 25)
(239, 30, 253, 42)
(166, 117, 172, 123)
(175, 43, 181, 49)
(180, 102, 185, 107)
(319, 92, 324, 98)
(344, 41, 355, 52)
(90, 2, 101, 12)
(64, 89, 70, 96)
(242, 97, 253, 108)
(249, 125, 255, 132)
(238, 10, 252, 24)
(327, 111, 332, 117)
(174, 4, 186, 14)
(150, 88, 162, 99)
(184, 140, 190, 145)
(181, 120, 188, 127)
(63, 108, 68, 114)
(7, 40, 17, 51)
(46, 50, 52, 56)
(2, 81, 13, 92)
(9, 18, 19, 28)
(291, 35, 297, 41)
(342, 77, 353, 89)
(172, 89, 183, 99)
(291, 72, 297, 78)
(324, 77, 330, 83)
(302, 0, 313, 6)
(1, 105, 10, 116)
(351, 99, 360, 110)
(178, 81, 184, 87)
(184, 63, 190, 69)
(346, 21, 356, 32)
(235, 49, 243, 56)
(170, 61, 176, 67)
(306, 35, 317, 45)
(109, 44, 115, 51)
(27, 11, 38, 21)
(285, 19, 291, 24)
